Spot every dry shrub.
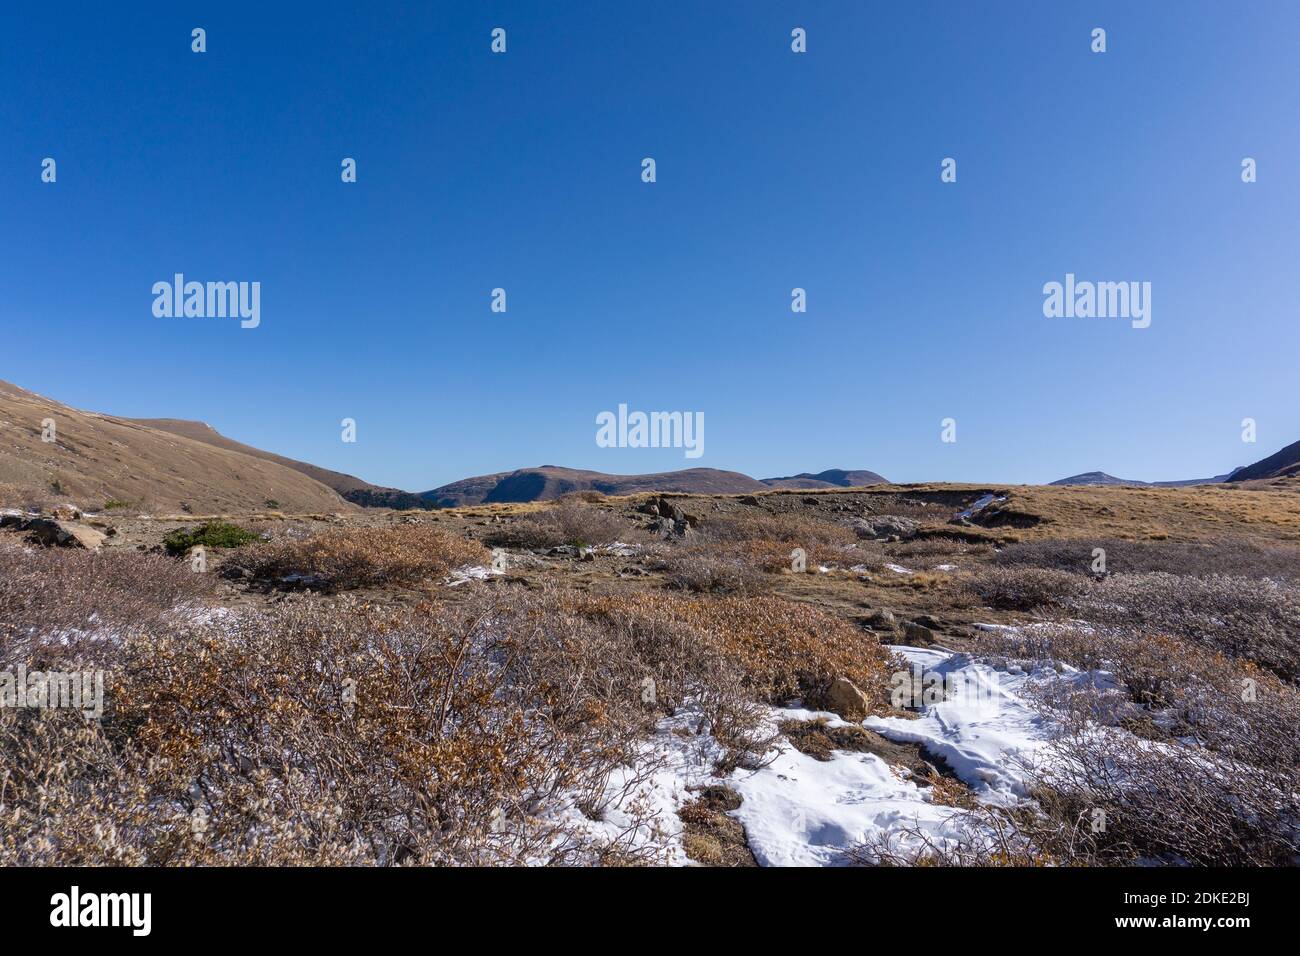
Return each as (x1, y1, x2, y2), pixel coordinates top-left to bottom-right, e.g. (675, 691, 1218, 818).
(563, 592, 898, 716)
(965, 623, 1300, 865)
(996, 536, 1300, 581)
(854, 808, 1048, 867)
(484, 500, 626, 550)
(557, 490, 606, 504)
(235, 526, 489, 590)
(652, 543, 773, 595)
(890, 537, 992, 562)
(698, 510, 857, 549)
(684, 510, 873, 571)
(1069, 573, 1300, 681)
(6, 572, 896, 865)
(0, 592, 681, 866)
(963, 565, 1084, 611)
(0, 545, 216, 653)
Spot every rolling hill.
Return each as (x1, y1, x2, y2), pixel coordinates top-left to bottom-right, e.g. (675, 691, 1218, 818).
(0, 380, 358, 514)
(761, 469, 888, 490)
(1051, 470, 1234, 488)
(1226, 439, 1300, 482)
(421, 465, 893, 507)
(420, 465, 770, 508)
(131, 418, 423, 509)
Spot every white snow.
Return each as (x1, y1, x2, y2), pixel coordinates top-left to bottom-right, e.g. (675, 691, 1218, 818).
(954, 494, 1006, 521)
(545, 705, 725, 865)
(884, 563, 913, 575)
(866, 644, 1114, 804)
(445, 564, 500, 586)
(600, 541, 643, 557)
(553, 635, 1126, 866)
(726, 706, 967, 866)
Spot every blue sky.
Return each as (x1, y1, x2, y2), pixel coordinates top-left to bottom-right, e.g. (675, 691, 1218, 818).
(3, 2, 1298, 491)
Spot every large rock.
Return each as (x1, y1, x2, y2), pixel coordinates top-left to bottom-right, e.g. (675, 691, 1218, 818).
(853, 515, 919, 540)
(902, 621, 936, 646)
(864, 609, 897, 630)
(825, 677, 869, 721)
(22, 518, 107, 551)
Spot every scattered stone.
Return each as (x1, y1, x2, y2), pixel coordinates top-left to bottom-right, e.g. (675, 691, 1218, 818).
(22, 518, 107, 551)
(901, 621, 936, 646)
(864, 609, 897, 629)
(825, 677, 869, 721)
(852, 515, 919, 540)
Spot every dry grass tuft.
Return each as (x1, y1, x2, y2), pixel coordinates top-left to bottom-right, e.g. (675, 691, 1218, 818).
(963, 566, 1085, 612)
(563, 592, 898, 716)
(0, 592, 683, 865)
(0, 544, 217, 653)
(234, 526, 490, 590)
(483, 499, 626, 550)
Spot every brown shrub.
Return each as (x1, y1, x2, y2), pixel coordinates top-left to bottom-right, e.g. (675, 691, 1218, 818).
(484, 500, 626, 550)
(890, 537, 992, 562)
(0, 545, 217, 657)
(10, 567, 906, 865)
(697, 510, 858, 549)
(557, 490, 606, 504)
(682, 510, 874, 572)
(963, 565, 1084, 612)
(563, 592, 898, 715)
(652, 544, 773, 595)
(967, 623, 1300, 865)
(235, 526, 489, 590)
(0, 593, 679, 866)
(1068, 573, 1300, 681)
(996, 536, 1300, 581)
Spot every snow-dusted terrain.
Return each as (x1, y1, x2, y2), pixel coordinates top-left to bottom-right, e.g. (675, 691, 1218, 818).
(553, 638, 1120, 866)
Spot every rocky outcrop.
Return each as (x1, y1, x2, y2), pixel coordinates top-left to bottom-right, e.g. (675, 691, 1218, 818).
(2, 514, 107, 551)
(853, 515, 919, 540)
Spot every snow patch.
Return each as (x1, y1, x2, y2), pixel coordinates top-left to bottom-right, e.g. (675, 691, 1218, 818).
(727, 707, 966, 866)
(445, 564, 500, 586)
(954, 494, 1006, 521)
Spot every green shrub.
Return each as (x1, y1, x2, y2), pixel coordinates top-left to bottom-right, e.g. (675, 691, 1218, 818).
(163, 520, 260, 555)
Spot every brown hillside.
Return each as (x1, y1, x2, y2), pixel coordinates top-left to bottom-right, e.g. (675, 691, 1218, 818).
(130, 417, 422, 509)
(0, 380, 358, 514)
(422, 465, 768, 508)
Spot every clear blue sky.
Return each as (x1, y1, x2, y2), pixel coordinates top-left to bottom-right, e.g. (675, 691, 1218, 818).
(4, 2, 1298, 490)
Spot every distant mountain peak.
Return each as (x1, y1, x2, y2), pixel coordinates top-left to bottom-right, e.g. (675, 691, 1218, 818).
(1226, 439, 1300, 482)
